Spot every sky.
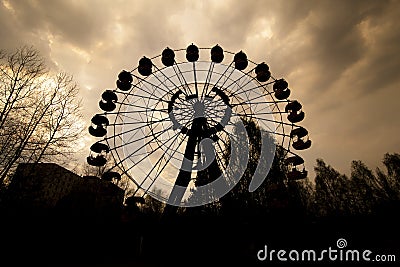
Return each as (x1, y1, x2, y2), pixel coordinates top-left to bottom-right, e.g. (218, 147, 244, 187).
(1, 0, 400, 179)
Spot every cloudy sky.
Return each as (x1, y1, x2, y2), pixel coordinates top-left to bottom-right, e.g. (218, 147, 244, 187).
(1, 0, 400, 179)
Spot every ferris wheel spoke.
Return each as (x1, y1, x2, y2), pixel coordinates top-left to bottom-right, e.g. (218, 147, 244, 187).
(106, 126, 177, 174)
(172, 63, 191, 96)
(214, 131, 230, 149)
(110, 124, 173, 152)
(213, 63, 237, 93)
(149, 135, 185, 164)
(117, 112, 152, 124)
(133, 125, 184, 168)
(239, 113, 296, 127)
(130, 119, 191, 195)
(173, 97, 191, 107)
(172, 110, 193, 118)
(208, 114, 288, 143)
(139, 131, 189, 197)
(270, 103, 280, 113)
(203, 61, 235, 98)
(152, 64, 186, 95)
(173, 104, 195, 115)
(115, 87, 170, 104)
(145, 112, 170, 124)
(205, 97, 226, 107)
(203, 103, 225, 114)
(214, 138, 229, 169)
(231, 100, 286, 107)
(232, 104, 254, 118)
(103, 118, 165, 140)
(204, 109, 228, 119)
(173, 106, 195, 117)
(219, 127, 250, 147)
(115, 101, 169, 113)
(204, 116, 234, 130)
(228, 80, 276, 98)
(207, 99, 228, 109)
(254, 102, 279, 114)
(251, 111, 288, 116)
(132, 73, 175, 97)
(143, 104, 170, 120)
(204, 100, 226, 110)
(239, 88, 279, 104)
(201, 61, 215, 99)
(230, 94, 277, 119)
(174, 113, 194, 124)
(111, 117, 169, 127)
(205, 117, 247, 146)
(102, 109, 168, 116)
(149, 67, 181, 98)
(193, 62, 199, 96)
(204, 109, 226, 118)
(102, 124, 142, 141)
(173, 110, 192, 120)
(129, 93, 167, 106)
(219, 65, 256, 95)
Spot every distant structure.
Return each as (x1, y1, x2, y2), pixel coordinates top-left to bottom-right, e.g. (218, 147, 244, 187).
(3, 163, 124, 222)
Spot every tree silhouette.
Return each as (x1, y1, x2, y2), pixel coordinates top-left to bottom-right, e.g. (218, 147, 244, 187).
(311, 153, 400, 218)
(0, 46, 83, 184)
(377, 153, 400, 200)
(313, 159, 353, 216)
(182, 117, 300, 222)
(181, 115, 400, 226)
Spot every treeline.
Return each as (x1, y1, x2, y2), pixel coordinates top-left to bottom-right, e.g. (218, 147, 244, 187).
(130, 136, 400, 264)
(139, 152, 400, 221)
(310, 154, 400, 218)
(135, 120, 400, 224)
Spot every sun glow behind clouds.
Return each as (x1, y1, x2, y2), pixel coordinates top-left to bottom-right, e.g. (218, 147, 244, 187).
(254, 18, 274, 39)
(2, 0, 14, 13)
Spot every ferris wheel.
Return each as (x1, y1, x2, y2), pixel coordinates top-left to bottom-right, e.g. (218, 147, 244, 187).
(87, 44, 311, 207)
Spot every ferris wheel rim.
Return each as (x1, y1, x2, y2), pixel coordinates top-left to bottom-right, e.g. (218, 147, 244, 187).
(87, 44, 312, 204)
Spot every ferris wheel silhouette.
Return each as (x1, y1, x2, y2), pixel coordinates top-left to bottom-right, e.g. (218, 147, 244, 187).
(87, 44, 311, 208)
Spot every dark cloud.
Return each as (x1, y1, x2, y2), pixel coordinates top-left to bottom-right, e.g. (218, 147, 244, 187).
(6, 0, 110, 49)
(0, 4, 19, 49)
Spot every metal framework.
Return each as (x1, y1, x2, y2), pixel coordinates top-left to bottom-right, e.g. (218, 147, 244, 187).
(87, 44, 312, 207)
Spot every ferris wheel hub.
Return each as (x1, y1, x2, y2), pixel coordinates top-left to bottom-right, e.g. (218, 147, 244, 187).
(193, 101, 205, 118)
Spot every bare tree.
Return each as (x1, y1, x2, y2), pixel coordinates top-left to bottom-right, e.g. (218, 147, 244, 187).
(0, 46, 83, 184)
